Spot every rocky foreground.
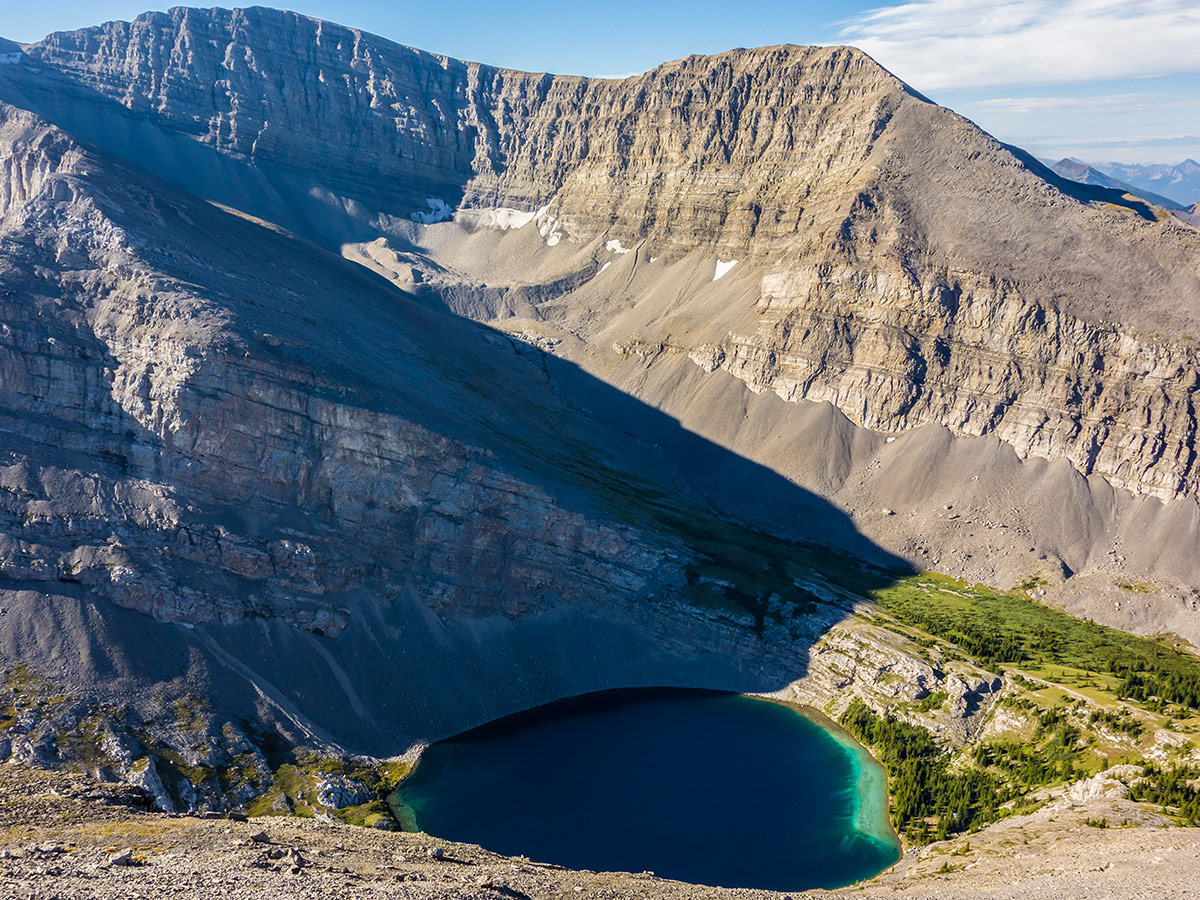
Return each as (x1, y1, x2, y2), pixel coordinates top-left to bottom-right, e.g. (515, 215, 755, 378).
(1, 767, 1198, 900)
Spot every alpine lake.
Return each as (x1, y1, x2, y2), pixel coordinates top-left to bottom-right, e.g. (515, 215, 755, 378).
(391, 689, 900, 891)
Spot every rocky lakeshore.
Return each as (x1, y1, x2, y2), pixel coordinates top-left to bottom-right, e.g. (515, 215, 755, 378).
(1, 766, 1199, 900)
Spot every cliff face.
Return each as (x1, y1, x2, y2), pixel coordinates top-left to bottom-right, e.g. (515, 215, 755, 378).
(0, 103, 682, 637)
(702, 244, 1200, 502)
(16, 7, 903, 251)
(3, 5, 1200, 776)
(10, 5, 1200, 509)
(0, 97, 893, 772)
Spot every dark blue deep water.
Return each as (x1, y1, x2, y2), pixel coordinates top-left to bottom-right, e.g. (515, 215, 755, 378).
(395, 689, 900, 891)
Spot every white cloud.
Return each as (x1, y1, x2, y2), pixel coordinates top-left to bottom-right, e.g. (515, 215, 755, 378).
(1042, 132, 1200, 149)
(973, 93, 1195, 114)
(840, 0, 1200, 90)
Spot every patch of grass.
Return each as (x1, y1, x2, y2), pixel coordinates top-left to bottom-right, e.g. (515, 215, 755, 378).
(1115, 579, 1155, 594)
(334, 801, 390, 828)
(168, 697, 212, 734)
(241, 751, 404, 828)
(916, 691, 948, 713)
(378, 760, 412, 790)
(869, 573, 1200, 712)
(247, 762, 318, 817)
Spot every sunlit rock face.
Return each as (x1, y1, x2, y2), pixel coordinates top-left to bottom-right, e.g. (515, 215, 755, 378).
(2, 4, 1200, 772)
(17, 6, 1200, 506)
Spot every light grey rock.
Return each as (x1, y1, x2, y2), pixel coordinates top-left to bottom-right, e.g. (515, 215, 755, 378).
(126, 757, 177, 813)
(315, 775, 372, 810)
(10, 735, 57, 767)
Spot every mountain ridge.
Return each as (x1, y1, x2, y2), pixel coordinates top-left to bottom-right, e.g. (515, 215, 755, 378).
(9, 10, 1200, 469)
(1094, 158, 1200, 206)
(10, 8, 917, 253)
(4, 5, 1200, 623)
(1176, 201, 1200, 227)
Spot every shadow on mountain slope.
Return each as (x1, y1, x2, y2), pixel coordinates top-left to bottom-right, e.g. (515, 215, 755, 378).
(0, 50, 458, 250)
(0, 57, 919, 758)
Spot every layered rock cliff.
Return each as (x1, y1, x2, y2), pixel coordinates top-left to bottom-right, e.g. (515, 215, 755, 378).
(7, 5, 1200, 509)
(2, 5, 1200, 796)
(0, 102, 681, 636)
(0, 93, 905, 783)
(12, 8, 906, 251)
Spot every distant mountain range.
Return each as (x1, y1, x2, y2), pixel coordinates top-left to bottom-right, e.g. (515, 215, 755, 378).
(1046, 158, 1183, 209)
(1046, 158, 1200, 227)
(1094, 159, 1200, 207)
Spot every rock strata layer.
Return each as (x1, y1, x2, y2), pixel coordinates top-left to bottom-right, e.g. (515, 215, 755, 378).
(0, 95, 895, 775)
(0, 103, 679, 636)
(9, 6, 1200, 504)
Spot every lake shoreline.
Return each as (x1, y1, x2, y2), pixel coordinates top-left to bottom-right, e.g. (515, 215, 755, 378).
(390, 687, 902, 888)
(757, 698, 903, 863)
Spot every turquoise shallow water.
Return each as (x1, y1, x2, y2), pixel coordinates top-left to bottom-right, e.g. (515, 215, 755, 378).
(395, 689, 900, 891)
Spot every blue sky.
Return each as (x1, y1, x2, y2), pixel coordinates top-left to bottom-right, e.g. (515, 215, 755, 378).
(5, 1, 1199, 164)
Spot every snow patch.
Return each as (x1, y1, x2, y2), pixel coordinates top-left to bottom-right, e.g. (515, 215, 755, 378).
(455, 207, 537, 231)
(536, 204, 564, 246)
(713, 259, 739, 281)
(410, 198, 453, 224)
(886, 436, 897, 443)
(0, 53, 22, 65)
(605, 239, 632, 254)
(599, 261, 612, 274)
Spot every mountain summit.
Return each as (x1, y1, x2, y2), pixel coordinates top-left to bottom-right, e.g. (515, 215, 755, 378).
(9, 7, 1200, 500)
